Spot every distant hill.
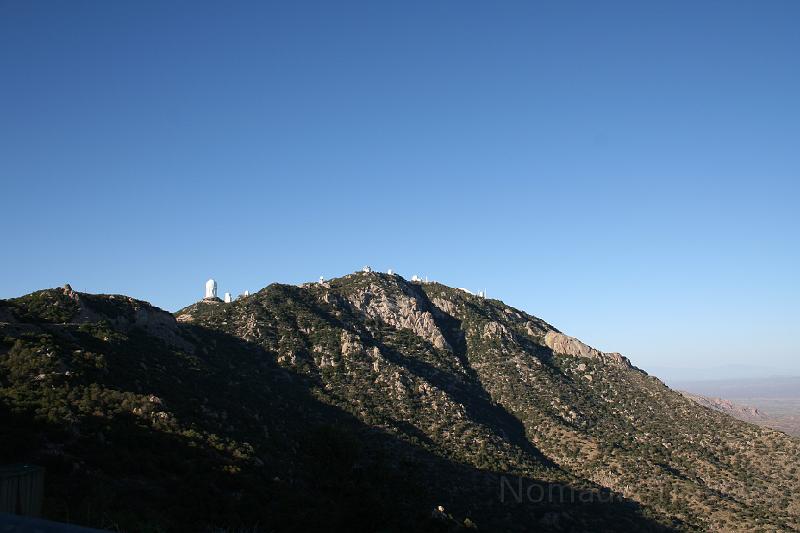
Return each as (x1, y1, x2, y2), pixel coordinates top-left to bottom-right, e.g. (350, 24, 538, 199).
(2, 273, 799, 531)
(679, 392, 766, 420)
(676, 377, 800, 437)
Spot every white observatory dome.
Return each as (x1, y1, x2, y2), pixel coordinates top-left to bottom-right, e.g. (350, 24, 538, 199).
(205, 279, 217, 299)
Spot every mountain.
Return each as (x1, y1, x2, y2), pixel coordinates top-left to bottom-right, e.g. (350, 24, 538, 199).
(1, 272, 799, 532)
(677, 378, 800, 438)
(679, 392, 766, 421)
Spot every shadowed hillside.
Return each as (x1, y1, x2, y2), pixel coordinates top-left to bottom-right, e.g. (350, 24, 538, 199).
(1, 273, 799, 531)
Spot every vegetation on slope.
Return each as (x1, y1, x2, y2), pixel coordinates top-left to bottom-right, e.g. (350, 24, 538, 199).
(1, 273, 798, 531)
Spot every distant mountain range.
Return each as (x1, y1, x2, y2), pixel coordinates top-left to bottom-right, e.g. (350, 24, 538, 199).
(676, 377, 800, 437)
(648, 365, 799, 383)
(1, 272, 799, 531)
(672, 376, 800, 399)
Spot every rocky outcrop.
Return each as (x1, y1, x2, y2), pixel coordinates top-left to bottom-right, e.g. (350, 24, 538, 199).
(66, 289, 192, 352)
(481, 321, 512, 341)
(543, 331, 631, 367)
(236, 312, 261, 341)
(125, 301, 192, 351)
(345, 278, 451, 351)
(430, 297, 458, 319)
(340, 330, 365, 358)
(681, 392, 766, 419)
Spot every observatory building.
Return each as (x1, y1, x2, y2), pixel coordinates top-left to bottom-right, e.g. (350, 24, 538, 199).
(205, 279, 218, 300)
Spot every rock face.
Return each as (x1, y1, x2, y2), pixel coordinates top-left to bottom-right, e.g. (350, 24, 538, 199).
(1, 286, 192, 351)
(344, 274, 451, 351)
(682, 392, 765, 419)
(544, 330, 631, 367)
(126, 302, 191, 351)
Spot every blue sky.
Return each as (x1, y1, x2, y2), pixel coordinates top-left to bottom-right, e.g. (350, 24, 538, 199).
(2, 1, 798, 379)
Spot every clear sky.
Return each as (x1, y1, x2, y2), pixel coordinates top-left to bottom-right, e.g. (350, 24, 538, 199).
(2, 1, 798, 380)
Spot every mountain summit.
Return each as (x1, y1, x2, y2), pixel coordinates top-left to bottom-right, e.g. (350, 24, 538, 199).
(2, 271, 799, 531)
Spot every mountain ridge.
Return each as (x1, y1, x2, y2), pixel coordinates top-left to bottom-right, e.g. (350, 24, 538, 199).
(1, 271, 799, 531)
